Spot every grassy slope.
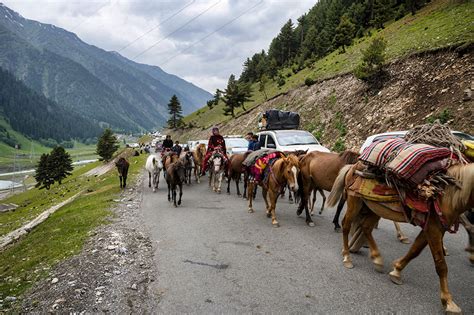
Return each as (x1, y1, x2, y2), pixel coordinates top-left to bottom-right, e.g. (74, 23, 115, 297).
(180, 0, 474, 137)
(0, 152, 146, 300)
(0, 118, 98, 173)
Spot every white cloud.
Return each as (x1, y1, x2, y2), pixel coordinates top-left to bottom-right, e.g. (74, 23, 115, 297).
(2, 0, 315, 93)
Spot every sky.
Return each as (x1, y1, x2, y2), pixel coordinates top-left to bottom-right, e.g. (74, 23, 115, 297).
(2, 0, 315, 93)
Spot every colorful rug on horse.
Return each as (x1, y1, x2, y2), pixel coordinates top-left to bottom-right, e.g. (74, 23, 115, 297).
(348, 177, 399, 202)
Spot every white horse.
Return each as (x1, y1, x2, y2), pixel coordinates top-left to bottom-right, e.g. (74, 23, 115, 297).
(146, 154, 163, 192)
(209, 152, 226, 193)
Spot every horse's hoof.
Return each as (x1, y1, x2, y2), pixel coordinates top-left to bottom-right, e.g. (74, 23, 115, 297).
(148, 184, 151, 188)
(307, 221, 315, 227)
(296, 209, 302, 216)
(343, 261, 354, 269)
(445, 301, 462, 314)
(319, 211, 323, 215)
(248, 208, 254, 213)
(389, 270, 403, 285)
(469, 254, 474, 265)
(398, 237, 410, 244)
(178, 201, 181, 205)
(272, 222, 280, 228)
(374, 262, 384, 273)
(266, 212, 272, 218)
(334, 227, 342, 233)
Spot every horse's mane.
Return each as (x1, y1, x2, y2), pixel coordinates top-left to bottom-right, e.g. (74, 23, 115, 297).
(443, 163, 474, 212)
(339, 150, 359, 164)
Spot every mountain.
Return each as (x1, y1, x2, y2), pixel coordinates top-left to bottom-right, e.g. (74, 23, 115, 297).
(0, 67, 101, 144)
(0, 3, 212, 132)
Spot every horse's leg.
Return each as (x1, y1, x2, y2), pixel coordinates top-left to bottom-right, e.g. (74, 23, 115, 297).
(118, 176, 122, 189)
(394, 222, 410, 244)
(178, 183, 182, 205)
(425, 218, 460, 314)
(123, 175, 127, 189)
(268, 189, 279, 227)
(262, 188, 270, 217)
(243, 173, 248, 199)
(217, 172, 223, 193)
(227, 172, 231, 194)
(360, 211, 384, 272)
(247, 181, 254, 213)
(236, 175, 241, 196)
(297, 183, 312, 216)
(167, 182, 171, 202)
(460, 213, 474, 264)
(148, 172, 152, 188)
(319, 189, 326, 215)
(173, 185, 177, 207)
(342, 196, 363, 269)
(389, 230, 428, 285)
(288, 188, 294, 204)
(333, 198, 346, 231)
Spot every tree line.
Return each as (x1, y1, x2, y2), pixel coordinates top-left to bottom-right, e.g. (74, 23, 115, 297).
(0, 67, 102, 147)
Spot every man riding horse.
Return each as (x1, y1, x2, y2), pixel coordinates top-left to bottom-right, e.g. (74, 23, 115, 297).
(201, 127, 228, 176)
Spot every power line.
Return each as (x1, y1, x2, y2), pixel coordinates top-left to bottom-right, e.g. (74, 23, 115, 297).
(118, 0, 196, 53)
(133, 0, 222, 59)
(70, 0, 110, 31)
(160, 0, 263, 67)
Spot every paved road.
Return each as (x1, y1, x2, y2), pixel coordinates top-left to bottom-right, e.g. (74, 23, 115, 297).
(141, 174, 473, 314)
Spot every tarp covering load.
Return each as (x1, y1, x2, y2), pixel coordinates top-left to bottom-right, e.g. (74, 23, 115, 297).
(262, 109, 300, 130)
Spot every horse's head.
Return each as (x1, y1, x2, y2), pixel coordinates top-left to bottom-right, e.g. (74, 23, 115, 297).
(212, 152, 224, 173)
(339, 150, 360, 165)
(281, 154, 299, 192)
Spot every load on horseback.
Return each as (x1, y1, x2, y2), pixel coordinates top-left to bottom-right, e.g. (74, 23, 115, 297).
(243, 149, 301, 227)
(201, 127, 229, 193)
(327, 122, 474, 314)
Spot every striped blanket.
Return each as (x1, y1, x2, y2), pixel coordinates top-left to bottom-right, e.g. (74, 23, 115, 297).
(359, 138, 451, 184)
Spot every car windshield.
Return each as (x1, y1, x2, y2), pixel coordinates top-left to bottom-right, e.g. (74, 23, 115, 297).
(275, 131, 320, 146)
(225, 138, 248, 147)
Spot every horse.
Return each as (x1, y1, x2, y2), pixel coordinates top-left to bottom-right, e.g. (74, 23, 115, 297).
(296, 151, 409, 242)
(145, 154, 163, 192)
(209, 150, 226, 193)
(163, 152, 179, 172)
(180, 151, 194, 185)
(165, 159, 186, 207)
(247, 154, 301, 227)
(192, 143, 206, 183)
(227, 152, 250, 197)
(327, 162, 474, 314)
(115, 157, 129, 189)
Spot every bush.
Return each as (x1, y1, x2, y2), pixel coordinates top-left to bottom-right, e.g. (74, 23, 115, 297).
(277, 76, 286, 87)
(427, 108, 452, 124)
(332, 137, 346, 152)
(305, 77, 316, 86)
(60, 140, 74, 148)
(39, 138, 59, 148)
(354, 37, 387, 81)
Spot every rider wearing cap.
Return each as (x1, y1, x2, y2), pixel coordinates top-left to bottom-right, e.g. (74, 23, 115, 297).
(201, 127, 228, 175)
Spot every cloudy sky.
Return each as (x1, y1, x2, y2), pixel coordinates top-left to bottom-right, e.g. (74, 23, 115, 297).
(3, 0, 315, 93)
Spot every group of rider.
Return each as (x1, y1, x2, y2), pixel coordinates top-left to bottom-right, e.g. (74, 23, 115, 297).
(162, 128, 262, 177)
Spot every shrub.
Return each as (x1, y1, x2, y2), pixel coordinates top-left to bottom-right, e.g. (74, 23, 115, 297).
(427, 108, 452, 124)
(305, 77, 316, 86)
(332, 137, 346, 152)
(354, 37, 387, 81)
(277, 76, 286, 87)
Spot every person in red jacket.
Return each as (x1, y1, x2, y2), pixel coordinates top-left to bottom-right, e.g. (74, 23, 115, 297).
(201, 127, 228, 176)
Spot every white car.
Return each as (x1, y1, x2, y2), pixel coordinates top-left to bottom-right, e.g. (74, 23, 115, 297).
(224, 137, 249, 156)
(359, 130, 474, 153)
(257, 130, 330, 153)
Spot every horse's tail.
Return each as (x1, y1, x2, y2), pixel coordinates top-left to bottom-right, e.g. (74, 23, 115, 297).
(327, 164, 352, 208)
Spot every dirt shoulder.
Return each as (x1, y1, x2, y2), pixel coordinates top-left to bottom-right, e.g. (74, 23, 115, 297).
(20, 175, 159, 313)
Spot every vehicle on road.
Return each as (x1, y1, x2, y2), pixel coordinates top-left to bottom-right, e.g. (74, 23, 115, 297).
(359, 130, 474, 153)
(256, 130, 330, 153)
(224, 137, 248, 156)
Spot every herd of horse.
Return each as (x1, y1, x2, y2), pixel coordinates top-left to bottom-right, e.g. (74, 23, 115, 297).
(116, 144, 473, 314)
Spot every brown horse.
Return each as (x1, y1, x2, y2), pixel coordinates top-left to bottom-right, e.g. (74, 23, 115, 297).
(297, 150, 359, 227)
(327, 162, 474, 314)
(165, 159, 186, 207)
(192, 143, 206, 183)
(227, 152, 250, 196)
(115, 157, 129, 189)
(247, 154, 301, 227)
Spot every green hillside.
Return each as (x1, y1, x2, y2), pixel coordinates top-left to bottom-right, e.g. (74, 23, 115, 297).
(180, 0, 474, 134)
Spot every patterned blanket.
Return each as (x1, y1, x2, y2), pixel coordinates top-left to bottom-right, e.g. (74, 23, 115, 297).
(359, 138, 452, 184)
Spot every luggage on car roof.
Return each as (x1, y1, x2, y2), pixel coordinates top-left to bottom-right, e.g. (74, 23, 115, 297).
(263, 109, 300, 130)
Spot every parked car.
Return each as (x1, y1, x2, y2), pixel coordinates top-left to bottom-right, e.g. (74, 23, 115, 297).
(224, 137, 249, 156)
(359, 130, 474, 153)
(256, 130, 330, 153)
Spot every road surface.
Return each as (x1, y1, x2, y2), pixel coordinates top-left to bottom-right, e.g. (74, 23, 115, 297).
(140, 174, 473, 314)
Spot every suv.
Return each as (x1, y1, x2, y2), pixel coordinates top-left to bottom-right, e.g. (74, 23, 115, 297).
(359, 130, 474, 153)
(257, 130, 330, 153)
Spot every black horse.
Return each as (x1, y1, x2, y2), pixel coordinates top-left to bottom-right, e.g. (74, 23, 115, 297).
(115, 157, 129, 189)
(165, 159, 186, 207)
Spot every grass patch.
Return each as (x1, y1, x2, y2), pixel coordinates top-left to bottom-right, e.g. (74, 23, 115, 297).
(0, 153, 146, 301)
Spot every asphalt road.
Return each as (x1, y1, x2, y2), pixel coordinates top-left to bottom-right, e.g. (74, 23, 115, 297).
(140, 173, 473, 314)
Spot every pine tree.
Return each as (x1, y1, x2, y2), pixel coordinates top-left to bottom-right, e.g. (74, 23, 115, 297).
(167, 95, 183, 129)
(354, 37, 387, 81)
(259, 74, 269, 100)
(333, 14, 356, 52)
(371, 0, 395, 29)
(35, 153, 54, 190)
(49, 146, 73, 184)
(96, 128, 119, 161)
(222, 74, 239, 117)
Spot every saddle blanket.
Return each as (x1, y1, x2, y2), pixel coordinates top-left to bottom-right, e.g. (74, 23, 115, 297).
(359, 138, 452, 184)
(348, 177, 399, 202)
